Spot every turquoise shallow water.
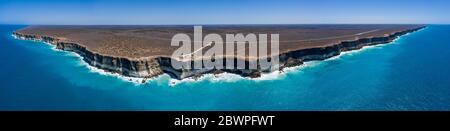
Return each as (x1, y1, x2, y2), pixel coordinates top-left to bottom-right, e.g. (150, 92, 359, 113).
(1, 25, 450, 111)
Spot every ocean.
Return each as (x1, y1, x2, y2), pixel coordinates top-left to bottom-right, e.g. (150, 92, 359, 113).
(1, 25, 450, 111)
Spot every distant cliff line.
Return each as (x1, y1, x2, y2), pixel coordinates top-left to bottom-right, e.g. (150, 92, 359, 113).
(12, 26, 425, 81)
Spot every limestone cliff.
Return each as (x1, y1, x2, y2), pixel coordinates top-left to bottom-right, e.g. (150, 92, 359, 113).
(12, 26, 425, 80)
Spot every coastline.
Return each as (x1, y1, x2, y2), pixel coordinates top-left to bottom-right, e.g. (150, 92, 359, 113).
(12, 26, 426, 83)
(169, 28, 421, 86)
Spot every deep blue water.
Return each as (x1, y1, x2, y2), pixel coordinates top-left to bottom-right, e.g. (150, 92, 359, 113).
(1, 25, 450, 111)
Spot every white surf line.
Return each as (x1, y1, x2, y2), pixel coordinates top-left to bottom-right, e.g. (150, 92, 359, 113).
(12, 34, 151, 85)
(168, 29, 423, 86)
(12, 28, 418, 86)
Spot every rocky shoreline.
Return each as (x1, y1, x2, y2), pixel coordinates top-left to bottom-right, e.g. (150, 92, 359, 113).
(12, 26, 425, 81)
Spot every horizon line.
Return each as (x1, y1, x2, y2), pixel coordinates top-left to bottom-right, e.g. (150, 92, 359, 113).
(0, 23, 439, 26)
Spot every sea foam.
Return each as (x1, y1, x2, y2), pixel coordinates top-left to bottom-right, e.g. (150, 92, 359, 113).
(13, 30, 416, 86)
(166, 34, 412, 86)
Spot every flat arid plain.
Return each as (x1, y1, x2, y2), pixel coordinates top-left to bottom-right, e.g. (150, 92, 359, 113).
(13, 25, 425, 79)
(15, 25, 423, 58)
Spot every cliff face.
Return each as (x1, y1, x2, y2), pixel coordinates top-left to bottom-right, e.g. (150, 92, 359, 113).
(13, 32, 165, 79)
(12, 26, 425, 80)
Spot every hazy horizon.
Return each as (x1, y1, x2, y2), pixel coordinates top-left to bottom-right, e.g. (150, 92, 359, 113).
(1, 0, 449, 25)
(2, 23, 435, 26)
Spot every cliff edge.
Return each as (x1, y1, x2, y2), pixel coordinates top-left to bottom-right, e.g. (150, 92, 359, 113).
(12, 25, 426, 81)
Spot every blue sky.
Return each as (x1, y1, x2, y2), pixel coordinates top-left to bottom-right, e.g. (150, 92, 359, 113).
(0, 0, 448, 25)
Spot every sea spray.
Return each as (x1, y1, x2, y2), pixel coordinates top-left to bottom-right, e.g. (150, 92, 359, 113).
(10, 27, 423, 87)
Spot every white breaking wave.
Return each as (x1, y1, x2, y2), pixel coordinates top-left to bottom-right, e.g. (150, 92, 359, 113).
(13, 30, 415, 86)
(50, 40, 398, 87)
(168, 61, 319, 87)
(71, 56, 155, 85)
(167, 32, 415, 86)
(13, 35, 153, 85)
